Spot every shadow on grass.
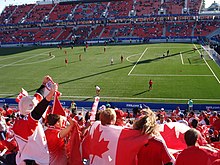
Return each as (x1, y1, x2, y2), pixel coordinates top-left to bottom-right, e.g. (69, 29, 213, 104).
(133, 90, 147, 96)
(137, 48, 201, 65)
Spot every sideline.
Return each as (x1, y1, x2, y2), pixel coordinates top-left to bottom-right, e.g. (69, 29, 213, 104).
(194, 44, 220, 84)
(0, 93, 219, 102)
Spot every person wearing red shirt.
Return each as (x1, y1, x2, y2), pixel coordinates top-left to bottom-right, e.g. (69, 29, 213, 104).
(148, 79, 153, 91)
(210, 111, 218, 126)
(175, 128, 219, 165)
(133, 108, 174, 165)
(12, 75, 57, 165)
(45, 114, 74, 165)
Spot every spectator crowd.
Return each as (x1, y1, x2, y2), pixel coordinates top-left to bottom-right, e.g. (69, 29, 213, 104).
(0, 75, 220, 165)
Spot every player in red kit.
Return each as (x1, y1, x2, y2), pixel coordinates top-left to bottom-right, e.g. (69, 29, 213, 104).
(149, 79, 153, 91)
(65, 58, 68, 65)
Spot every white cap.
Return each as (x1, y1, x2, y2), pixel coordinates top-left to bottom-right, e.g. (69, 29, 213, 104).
(18, 96, 38, 115)
(96, 86, 100, 90)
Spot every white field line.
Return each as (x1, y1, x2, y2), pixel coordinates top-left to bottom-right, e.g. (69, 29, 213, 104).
(194, 44, 220, 84)
(180, 52, 184, 64)
(203, 58, 220, 84)
(4, 55, 55, 66)
(126, 53, 142, 62)
(0, 50, 55, 69)
(183, 64, 206, 66)
(0, 50, 41, 62)
(129, 74, 212, 77)
(0, 49, 54, 62)
(128, 47, 148, 75)
(0, 93, 220, 101)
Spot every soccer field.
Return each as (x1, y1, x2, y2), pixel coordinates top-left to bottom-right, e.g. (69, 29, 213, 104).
(0, 43, 220, 104)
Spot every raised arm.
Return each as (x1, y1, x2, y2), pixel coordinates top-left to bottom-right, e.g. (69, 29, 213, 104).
(31, 76, 57, 120)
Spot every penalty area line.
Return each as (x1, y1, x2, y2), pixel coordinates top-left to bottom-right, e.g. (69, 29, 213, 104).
(128, 47, 148, 75)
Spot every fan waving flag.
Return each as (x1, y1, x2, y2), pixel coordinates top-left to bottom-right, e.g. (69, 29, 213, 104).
(159, 122, 190, 156)
(82, 121, 149, 165)
(90, 96, 100, 122)
(52, 93, 65, 117)
(15, 88, 28, 103)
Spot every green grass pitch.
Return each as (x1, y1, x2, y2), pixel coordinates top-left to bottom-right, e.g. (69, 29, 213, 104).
(0, 43, 220, 104)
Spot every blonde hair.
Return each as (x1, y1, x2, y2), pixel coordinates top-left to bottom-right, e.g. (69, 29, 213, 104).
(100, 108, 116, 125)
(133, 108, 159, 135)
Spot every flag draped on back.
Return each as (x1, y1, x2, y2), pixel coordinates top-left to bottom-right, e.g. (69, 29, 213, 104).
(159, 122, 190, 155)
(82, 121, 149, 165)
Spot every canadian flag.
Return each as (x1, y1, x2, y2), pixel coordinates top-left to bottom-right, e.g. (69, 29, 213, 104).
(15, 88, 28, 103)
(52, 92, 65, 117)
(159, 122, 190, 156)
(82, 121, 149, 165)
(90, 96, 100, 122)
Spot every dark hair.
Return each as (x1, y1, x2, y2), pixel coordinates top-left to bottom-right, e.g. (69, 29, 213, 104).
(47, 114, 60, 126)
(191, 119, 198, 128)
(184, 128, 199, 146)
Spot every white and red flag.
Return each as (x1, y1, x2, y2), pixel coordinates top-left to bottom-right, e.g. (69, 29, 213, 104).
(159, 122, 190, 156)
(52, 93, 65, 117)
(82, 121, 149, 165)
(89, 96, 100, 122)
(15, 88, 28, 103)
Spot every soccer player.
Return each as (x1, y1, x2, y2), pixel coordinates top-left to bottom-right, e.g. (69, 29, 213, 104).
(120, 55, 124, 63)
(111, 57, 114, 65)
(167, 49, 170, 56)
(65, 58, 68, 65)
(148, 79, 153, 91)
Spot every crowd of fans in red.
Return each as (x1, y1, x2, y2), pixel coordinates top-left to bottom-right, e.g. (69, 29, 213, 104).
(0, 93, 220, 164)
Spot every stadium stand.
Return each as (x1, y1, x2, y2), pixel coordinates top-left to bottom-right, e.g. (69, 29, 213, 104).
(0, 0, 219, 46)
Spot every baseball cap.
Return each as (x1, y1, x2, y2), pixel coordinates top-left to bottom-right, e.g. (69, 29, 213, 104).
(18, 96, 38, 115)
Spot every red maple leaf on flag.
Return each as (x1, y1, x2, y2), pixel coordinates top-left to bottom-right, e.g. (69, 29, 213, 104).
(89, 125, 109, 164)
(160, 124, 187, 150)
